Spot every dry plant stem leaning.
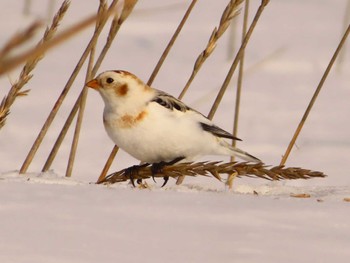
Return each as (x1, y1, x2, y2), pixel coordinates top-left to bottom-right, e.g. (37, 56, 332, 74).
(97, 0, 198, 183)
(43, 1, 111, 172)
(0, 22, 41, 61)
(0, 2, 118, 76)
(208, 0, 269, 120)
(147, 0, 199, 85)
(176, 0, 243, 185)
(231, 0, 249, 158)
(178, 0, 243, 100)
(66, 0, 138, 177)
(0, 1, 70, 130)
(98, 161, 326, 185)
(20, 0, 119, 174)
(280, 24, 350, 166)
(337, 0, 350, 70)
(64, 1, 107, 178)
(227, 0, 250, 189)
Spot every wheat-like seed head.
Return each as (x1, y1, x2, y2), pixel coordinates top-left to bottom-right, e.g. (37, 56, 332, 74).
(98, 161, 326, 185)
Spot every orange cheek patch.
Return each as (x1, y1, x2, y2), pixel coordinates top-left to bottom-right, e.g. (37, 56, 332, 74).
(115, 84, 129, 96)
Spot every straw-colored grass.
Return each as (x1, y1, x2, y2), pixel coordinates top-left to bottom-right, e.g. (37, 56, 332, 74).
(0, 0, 70, 130)
(178, 0, 243, 99)
(280, 24, 350, 165)
(2, 0, 338, 187)
(66, 0, 139, 177)
(20, 0, 120, 174)
(98, 161, 326, 185)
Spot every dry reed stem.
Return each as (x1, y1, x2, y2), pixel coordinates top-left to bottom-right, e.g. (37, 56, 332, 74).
(175, 0, 244, 185)
(227, 0, 249, 188)
(280, 24, 350, 166)
(92, 0, 138, 76)
(43, 1, 110, 172)
(230, 0, 249, 162)
(42, 0, 137, 175)
(207, 0, 269, 120)
(337, 0, 350, 70)
(0, 21, 41, 60)
(0, 1, 70, 130)
(65, 47, 96, 177)
(98, 161, 326, 185)
(0, 1, 118, 76)
(66, 0, 138, 177)
(96, 145, 119, 183)
(147, 0, 198, 85)
(178, 0, 243, 100)
(119, 0, 138, 24)
(98, 0, 198, 182)
(64, 1, 107, 178)
(20, 0, 119, 174)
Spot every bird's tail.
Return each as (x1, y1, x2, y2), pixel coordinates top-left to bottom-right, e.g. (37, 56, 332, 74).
(225, 142, 261, 163)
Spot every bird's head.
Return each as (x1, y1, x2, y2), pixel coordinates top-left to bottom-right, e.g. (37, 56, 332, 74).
(86, 70, 153, 110)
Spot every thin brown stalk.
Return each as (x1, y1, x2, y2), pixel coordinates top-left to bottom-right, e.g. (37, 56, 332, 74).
(207, 0, 269, 120)
(65, 47, 96, 177)
(42, 1, 137, 175)
(280, 24, 350, 166)
(98, 161, 326, 185)
(20, 0, 118, 174)
(231, 0, 249, 160)
(0, 1, 70, 130)
(119, 0, 138, 24)
(176, 0, 245, 185)
(65, 1, 109, 178)
(337, 0, 350, 70)
(228, 0, 250, 189)
(66, 0, 137, 177)
(99, 0, 198, 182)
(147, 0, 198, 85)
(65, 0, 137, 178)
(0, 1, 118, 76)
(178, 0, 243, 100)
(0, 21, 41, 60)
(42, 1, 109, 172)
(97, 146, 119, 183)
(92, 0, 138, 76)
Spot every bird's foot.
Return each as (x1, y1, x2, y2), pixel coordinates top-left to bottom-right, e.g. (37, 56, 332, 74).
(124, 163, 149, 187)
(151, 157, 185, 187)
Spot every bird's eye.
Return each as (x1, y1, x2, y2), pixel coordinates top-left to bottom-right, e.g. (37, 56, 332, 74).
(106, 77, 114, 84)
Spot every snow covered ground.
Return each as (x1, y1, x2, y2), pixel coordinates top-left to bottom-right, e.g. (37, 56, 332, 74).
(1, 0, 349, 262)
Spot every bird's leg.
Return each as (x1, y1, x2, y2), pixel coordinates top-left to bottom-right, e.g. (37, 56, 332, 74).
(124, 163, 149, 187)
(151, 156, 185, 187)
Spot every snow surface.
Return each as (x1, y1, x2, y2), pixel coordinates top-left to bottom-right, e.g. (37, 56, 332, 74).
(1, 0, 350, 262)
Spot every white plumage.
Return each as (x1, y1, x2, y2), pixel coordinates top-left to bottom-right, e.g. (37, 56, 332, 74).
(86, 70, 260, 165)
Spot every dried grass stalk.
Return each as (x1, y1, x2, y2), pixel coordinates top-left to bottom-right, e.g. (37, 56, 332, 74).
(99, 0, 198, 182)
(0, 0, 119, 76)
(207, 0, 269, 120)
(119, 0, 138, 24)
(0, 21, 41, 60)
(178, 0, 243, 99)
(98, 161, 326, 185)
(147, 0, 198, 85)
(0, 0, 70, 129)
(92, 0, 138, 75)
(280, 23, 350, 165)
(20, 0, 119, 174)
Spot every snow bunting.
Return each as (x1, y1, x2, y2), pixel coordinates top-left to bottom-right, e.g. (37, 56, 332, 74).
(86, 70, 260, 185)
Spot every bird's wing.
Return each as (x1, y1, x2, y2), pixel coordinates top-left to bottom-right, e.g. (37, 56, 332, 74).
(151, 90, 191, 112)
(200, 122, 242, 141)
(151, 90, 241, 141)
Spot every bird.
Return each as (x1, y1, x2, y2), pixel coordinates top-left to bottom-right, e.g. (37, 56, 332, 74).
(86, 70, 260, 186)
